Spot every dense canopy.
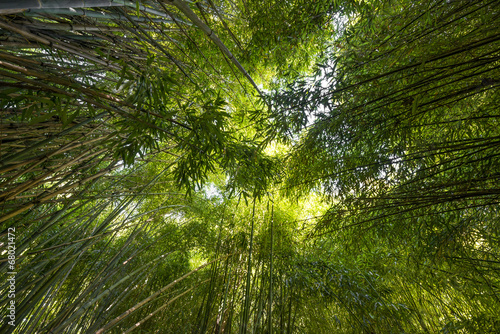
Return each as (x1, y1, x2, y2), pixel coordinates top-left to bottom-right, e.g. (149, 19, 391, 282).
(1, 0, 499, 333)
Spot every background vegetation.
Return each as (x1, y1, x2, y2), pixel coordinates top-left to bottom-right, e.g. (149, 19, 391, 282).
(1, 0, 499, 333)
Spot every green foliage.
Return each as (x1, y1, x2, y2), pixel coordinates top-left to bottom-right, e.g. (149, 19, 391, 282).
(268, 0, 500, 332)
(241, 0, 353, 79)
(1, 0, 500, 333)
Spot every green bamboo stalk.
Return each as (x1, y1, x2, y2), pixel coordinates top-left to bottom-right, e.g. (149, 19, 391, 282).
(0, 0, 123, 14)
(240, 199, 256, 334)
(217, 256, 232, 334)
(166, 0, 263, 97)
(45, 251, 175, 332)
(95, 255, 230, 333)
(268, 203, 274, 334)
(0, 111, 108, 167)
(122, 286, 197, 334)
(0, 160, 116, 223)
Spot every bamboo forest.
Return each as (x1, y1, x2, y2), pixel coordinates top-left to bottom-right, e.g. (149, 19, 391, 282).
(0, 0, 499, 333)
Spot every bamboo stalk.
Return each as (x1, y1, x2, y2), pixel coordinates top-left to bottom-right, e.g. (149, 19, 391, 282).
(94, 255, 230, 334)
(166, 0, 263, 97)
